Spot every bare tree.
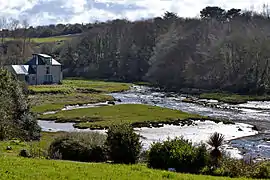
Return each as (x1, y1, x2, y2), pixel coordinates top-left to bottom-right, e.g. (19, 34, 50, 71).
(9, 18, 20, 39)
(21, 19, 29, 58)
(262, 4, 270, 18)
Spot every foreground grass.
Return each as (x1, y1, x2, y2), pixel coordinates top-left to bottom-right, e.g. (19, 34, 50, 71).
(0, 156, 252, 180)
(29, 79, 130, 113)
(0, 132, 63, 157)
(39, 104, 203, 129)
(199, 93, 270, 104)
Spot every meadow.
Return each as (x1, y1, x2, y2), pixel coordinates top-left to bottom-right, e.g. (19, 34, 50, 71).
(29, 79, 130, 113)
(3, 35, 77, 43)
(39, 104, 203, 129)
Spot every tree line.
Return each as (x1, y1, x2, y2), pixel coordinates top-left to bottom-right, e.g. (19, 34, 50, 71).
(56, 6, 270, 94)
(2, 6, 270, 94)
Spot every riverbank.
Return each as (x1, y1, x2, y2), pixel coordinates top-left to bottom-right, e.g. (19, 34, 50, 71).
(29, 79, 130, 113)
(199, 93, 270, 104)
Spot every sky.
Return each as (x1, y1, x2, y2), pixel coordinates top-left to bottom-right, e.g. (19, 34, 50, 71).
(0, 0, 269, 26)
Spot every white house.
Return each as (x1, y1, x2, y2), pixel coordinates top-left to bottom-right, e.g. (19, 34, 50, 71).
(6, 53, 63, 85)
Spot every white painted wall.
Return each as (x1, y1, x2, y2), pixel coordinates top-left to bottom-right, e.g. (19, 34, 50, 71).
(36, 65, 62, 84)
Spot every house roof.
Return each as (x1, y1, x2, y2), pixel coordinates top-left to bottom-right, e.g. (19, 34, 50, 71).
(52, 59, 61, 65)
(25, 54, 61, 66)
(38, 53, 51, 58)
(11, 65, 29, 75)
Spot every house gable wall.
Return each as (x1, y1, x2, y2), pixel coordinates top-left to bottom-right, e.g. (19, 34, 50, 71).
(36, 65, 62, 84)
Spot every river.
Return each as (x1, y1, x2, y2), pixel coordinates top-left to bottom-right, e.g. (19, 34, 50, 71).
(38, 85, 270, 160)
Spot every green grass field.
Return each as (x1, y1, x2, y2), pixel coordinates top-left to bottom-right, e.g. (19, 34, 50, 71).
(29, 79, 130, 94)
(39, 104, 203, 129)
(199, 93, 270, 104)
(29, 79, 130, 113)
(4, 35, 76, 43)
(0, 132, 63, 157)
(0, 156, 252, 180)
(62, 79, 131, 93)
(30, 93, 114, 113)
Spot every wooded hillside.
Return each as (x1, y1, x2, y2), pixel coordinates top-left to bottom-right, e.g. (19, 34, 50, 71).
(2, 6, 270, 94)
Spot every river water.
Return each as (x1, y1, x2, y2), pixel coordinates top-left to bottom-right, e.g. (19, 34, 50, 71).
(38, 85, 270, 160)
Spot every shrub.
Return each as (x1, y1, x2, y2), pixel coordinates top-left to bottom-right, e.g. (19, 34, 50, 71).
(19, 112, 41, 141)
(148, 137, 210, 173)
(252, 162, 270, 179)
(19, 149, 31, 158)
(106, 124, 142, 164)
(207, 156, 270, 179)
(48, 132, 107, 162)
(207, 132, 224, 167)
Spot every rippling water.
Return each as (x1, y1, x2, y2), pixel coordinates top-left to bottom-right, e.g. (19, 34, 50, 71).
(111, 85, 270, 159)
(111, 86, 270, 128)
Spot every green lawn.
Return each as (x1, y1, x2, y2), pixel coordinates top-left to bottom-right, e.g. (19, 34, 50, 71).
(29, 79, 130, 113)
(199, 93, 270, 104)
(39, 104, 203, 129)
(0, 156, 252, 180)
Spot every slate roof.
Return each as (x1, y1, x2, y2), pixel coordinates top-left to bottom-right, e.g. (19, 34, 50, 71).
(11, 65, 29, 75)
(25, 54, 61, 66)
(10, 54, 61, 75)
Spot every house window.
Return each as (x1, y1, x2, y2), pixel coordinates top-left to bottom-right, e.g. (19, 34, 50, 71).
(46, 67, 50, 74)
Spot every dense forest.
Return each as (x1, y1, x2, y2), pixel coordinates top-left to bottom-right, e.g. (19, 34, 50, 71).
(2, 6, 270, 94)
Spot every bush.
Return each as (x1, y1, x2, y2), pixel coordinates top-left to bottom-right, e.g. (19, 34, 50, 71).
(205, 156, 270, 179)
(48, 132, 107, 162)
(148, 137, 210, 173)
(252, 162, 270, 179)
(0, 69, 41, 141)
(106, 124, 142, 164)
(19, 149, 31, 158)
(19, 112, 41, 141)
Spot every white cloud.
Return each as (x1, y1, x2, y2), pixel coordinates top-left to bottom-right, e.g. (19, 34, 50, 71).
(0, 0, 268, 26)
